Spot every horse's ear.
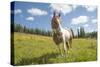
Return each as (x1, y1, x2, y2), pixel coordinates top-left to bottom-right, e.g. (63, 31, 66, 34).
(53, 11, 56, 17)
(58, 13, 61, 17)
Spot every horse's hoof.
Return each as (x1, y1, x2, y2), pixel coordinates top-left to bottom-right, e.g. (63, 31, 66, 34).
(58, 55, 62, 58)
(58, 54, 64, 58)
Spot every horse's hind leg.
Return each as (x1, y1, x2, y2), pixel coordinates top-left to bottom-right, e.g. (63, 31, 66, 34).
(66, 42, 69, 50)
(69, 39, 72, 48)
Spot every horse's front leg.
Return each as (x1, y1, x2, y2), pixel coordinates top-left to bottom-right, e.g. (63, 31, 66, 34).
(63, 35, 67, 57)
(57, 45, 63, 57)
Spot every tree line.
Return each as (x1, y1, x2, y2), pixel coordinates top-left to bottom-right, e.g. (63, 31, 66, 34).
(12, 23, 52, 36)
(77, 27, 97, 38)
(12, 23, 97, 38)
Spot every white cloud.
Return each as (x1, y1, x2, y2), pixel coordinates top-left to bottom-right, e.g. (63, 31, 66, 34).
(72, 5, 79, 10)
(91, 19, 97, 23)
(27, 8, 47, 16)
(83, 24, 89, 27)
(26, 17, 34, 21)
(82, 5, 97, 12)
(86, 27, 97, 33)
(50, 4, 73, 15)
(77, 27, 80, 29)
(14, 9, 22, 14)
(71, 16, 89, 25)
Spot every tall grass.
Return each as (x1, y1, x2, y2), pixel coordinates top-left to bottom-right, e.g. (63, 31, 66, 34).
(13, 32, 97, 65)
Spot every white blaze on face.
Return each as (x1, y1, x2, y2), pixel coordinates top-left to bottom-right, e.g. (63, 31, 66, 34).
(57, 18, 61, 23)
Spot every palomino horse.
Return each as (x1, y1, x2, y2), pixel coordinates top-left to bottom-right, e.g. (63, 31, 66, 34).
(51, 11, 73, 57)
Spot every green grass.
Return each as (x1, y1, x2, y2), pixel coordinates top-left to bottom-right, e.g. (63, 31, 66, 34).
(13, 32, 97, 65)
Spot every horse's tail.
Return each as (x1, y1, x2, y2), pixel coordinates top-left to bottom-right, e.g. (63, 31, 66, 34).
(70, 28, 74, 38)
(69, 29, 74, 48)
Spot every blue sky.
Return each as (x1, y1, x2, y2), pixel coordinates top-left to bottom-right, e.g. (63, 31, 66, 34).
(12, 1, 97, 35)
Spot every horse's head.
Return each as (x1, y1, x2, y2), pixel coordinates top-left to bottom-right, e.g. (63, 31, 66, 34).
(51, 11, 61, 29)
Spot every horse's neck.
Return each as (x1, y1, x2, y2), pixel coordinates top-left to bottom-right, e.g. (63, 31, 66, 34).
(58, 22, 63, 32)
(52, 25, 62, 35)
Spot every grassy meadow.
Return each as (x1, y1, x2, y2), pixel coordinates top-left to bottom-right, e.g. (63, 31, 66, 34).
(13, 32, 97, 65)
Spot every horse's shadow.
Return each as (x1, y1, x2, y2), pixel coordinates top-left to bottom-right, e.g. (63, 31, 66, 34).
(16, 52, 59, 66)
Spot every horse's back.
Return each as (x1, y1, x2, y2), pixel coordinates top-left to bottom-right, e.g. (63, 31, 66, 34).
(63, 28, 73, 40)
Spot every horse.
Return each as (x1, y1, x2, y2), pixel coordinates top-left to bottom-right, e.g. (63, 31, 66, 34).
(51, 11, 74, 57)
